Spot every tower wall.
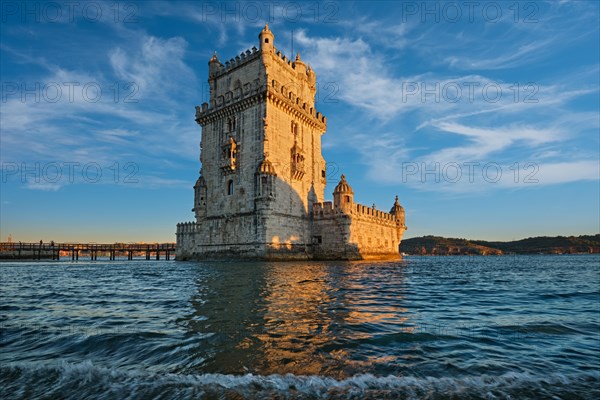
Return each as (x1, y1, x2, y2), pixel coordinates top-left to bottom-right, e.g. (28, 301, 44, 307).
(201, 52, 266, 220)
(311, 202, 406, 260)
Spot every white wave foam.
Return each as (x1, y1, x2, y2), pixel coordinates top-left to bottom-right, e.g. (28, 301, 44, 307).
(2, 361, 599, 399)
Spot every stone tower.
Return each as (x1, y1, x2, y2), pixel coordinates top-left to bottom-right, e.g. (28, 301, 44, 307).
(176, 25, 406, 260)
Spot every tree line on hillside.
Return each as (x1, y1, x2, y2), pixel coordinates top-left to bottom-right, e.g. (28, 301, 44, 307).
(400, 235, 600, 255)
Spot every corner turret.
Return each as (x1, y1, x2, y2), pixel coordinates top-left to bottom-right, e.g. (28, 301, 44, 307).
(333, 174, 354, 211)
(307, 64, 316, 86)
(256, 153, 277, 200)
(259, 23, 274, 52)
(208, 51, 221, 77)
(390, 195, 406, 226)
(257, 158, 277, 176)
(294, 53, 306, 73)
(193, 174, 207, 219)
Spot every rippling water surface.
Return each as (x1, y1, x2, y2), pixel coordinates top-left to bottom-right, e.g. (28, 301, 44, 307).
(1, 255, 599, 399)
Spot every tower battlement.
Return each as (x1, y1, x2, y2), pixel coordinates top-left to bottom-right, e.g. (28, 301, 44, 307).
(208, 46, 260, 79)
(267, 79, 326, 128)
(195, 76, 326, 128)
(176, 222, 197, 234)
(312, 201, 403, 225)
(195, 79, 265, 123)
(176, 25, 406, 261)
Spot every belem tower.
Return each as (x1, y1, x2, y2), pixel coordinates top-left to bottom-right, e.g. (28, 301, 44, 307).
(176, 24, 406, 260)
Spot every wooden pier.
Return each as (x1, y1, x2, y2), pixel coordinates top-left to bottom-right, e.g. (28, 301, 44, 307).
(0, 242, 176, 261)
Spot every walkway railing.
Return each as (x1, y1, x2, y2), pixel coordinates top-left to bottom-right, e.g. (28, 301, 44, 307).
(0, 242, 176, 261)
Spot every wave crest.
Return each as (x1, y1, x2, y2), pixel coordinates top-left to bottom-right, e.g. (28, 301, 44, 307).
(2, 361, 599, 399)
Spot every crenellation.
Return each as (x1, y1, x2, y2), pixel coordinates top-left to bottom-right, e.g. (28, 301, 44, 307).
(196, 80, 265, 123)
(317, 199, 401, 226)
(266, 80, 326, 127)
(209, 47, 261, 80)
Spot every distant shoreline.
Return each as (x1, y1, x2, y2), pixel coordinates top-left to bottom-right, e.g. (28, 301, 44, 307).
(401, 252, 598, 256)
(1, 234, 598, 260)
(400, 234, 600, 256)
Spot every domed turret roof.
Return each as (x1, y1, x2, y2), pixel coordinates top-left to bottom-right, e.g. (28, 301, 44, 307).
(334, 174, 353, 194)
(258, 158, 277, 175)
(390, 195, 404, 214)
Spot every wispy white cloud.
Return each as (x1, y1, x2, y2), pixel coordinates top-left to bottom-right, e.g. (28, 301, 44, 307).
(109, 35, 194, 98)
(338, 16, 415, 51)
(25, 182, 63, 191)
(444, 38, 556, 70)
(425, 122, 562, 161)
(533, 160, 599, 185)
(94, 128, 139, 145)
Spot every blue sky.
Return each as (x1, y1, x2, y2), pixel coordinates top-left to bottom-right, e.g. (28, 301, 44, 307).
(1, 0, 598, 243)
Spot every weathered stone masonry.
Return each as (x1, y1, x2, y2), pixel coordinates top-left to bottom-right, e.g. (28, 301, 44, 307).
(176, 24, 406, 260)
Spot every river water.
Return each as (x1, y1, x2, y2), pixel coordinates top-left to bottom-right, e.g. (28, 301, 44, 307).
(1, 255, 599, 399)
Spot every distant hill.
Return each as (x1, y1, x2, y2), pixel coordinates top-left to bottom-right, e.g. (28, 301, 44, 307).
(401, 235, 600, 255)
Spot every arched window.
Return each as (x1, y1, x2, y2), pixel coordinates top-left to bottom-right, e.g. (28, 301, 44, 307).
(227, 180, 234, 195)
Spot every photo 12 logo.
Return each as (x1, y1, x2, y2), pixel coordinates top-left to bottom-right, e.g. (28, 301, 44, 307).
(400, 1, 539, 23)
(1, 81, 139, 104)
(401, 81, 539, 104)
(0, 1, 138, 23)
(196, 1, 339, 23)
(1, 162, 140, 185)
(402, 162, 540, 184)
